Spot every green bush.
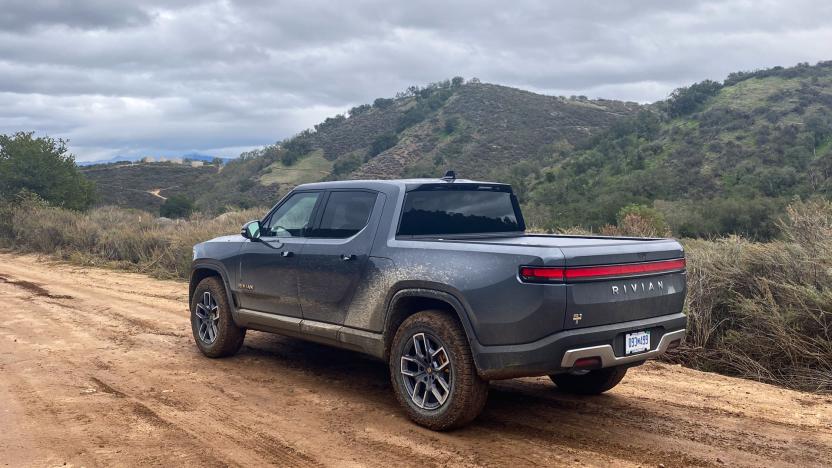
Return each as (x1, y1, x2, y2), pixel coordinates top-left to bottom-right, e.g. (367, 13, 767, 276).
(332, 153, 364, 176)
(366, 133, 398, 159)
(160, 195, 194, 219)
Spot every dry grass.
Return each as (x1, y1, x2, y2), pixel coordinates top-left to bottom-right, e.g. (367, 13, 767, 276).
(668, 200, 832, 392)
(2, 202, 263, 279)
(1, 198, 830, 392)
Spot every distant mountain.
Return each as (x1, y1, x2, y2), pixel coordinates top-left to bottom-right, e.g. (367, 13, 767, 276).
(78, 153, 233, 166)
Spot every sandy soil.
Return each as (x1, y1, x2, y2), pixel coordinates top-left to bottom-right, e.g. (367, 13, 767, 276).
(0, 251, 830, 467)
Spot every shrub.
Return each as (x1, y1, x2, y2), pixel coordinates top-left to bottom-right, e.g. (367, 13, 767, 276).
(670, 199, 832, 392)
(366, 133, 398, 159)
(600, 204, 670, 237)
(332, 153, 364, 176)
(1, 204, 263, 279)
(160, 195, 194, 219)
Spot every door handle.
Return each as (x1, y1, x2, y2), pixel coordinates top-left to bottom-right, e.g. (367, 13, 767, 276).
(341, 254, 356, 261)
(281, 251, 294, 257)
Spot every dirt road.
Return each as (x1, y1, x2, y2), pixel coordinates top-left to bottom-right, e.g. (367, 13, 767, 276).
(1, 252, 830, 467)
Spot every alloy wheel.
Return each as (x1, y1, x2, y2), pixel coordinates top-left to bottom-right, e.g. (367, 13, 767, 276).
(400, 332, 453, 410)
(195, 291, 220, 344)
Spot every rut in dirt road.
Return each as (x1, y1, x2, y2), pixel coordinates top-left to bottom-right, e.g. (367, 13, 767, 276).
(0, 252, 830, 467)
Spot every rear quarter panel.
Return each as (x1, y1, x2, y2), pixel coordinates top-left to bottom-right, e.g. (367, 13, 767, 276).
(357, 241, 567, 346)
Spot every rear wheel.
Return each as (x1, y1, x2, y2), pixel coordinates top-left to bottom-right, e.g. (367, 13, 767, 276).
(549, 366, 628, 395)
(190, 276, 245, 358)
(389, 310, 488, 430)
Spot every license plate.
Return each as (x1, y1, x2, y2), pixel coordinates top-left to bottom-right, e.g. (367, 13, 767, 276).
(625, 331, 651, 355)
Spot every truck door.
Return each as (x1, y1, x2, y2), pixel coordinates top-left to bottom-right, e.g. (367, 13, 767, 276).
(296, 190, 383, 324)
(237, 191, 322, 317)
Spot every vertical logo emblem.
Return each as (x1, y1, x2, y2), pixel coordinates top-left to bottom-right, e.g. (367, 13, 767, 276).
(572, 313, 582, 324)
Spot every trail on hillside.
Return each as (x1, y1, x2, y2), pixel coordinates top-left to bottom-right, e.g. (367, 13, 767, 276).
(0, 252, 830, 467)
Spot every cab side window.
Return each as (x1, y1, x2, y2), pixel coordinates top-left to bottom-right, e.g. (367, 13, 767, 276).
(264, 192, 320, 237)
(310, 191, 377, 238)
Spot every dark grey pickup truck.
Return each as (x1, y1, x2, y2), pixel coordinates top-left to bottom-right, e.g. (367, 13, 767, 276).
(189, 174, 687, 430)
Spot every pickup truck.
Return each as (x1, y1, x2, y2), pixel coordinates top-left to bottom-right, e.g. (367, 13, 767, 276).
(189, 174, 687, 430)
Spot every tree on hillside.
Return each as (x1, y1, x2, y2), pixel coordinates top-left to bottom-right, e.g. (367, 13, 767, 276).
(0, 131, 95, 210)
(367, 133, 398, 159)
(159, 194, 194, 219)
(665, 80, 723, 117)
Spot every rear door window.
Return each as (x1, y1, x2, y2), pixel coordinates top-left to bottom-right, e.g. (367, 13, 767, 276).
(310, 191, 378, 238)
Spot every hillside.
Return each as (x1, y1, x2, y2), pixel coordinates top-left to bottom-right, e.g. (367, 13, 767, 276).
(80, 63, 832, 237)
(522, 61, 832, 237)
(191, 79, 641, 212)
(81, 162, 220, 212)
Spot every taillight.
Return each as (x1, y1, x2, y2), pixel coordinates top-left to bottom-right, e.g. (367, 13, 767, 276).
(519, 258, 685, 283)
(519, 266, 564, 283)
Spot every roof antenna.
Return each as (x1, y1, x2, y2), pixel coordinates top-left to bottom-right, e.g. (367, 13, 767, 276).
(442, 170, 456, 182)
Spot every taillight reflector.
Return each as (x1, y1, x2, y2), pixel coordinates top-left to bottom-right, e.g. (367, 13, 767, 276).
(519, 258, 685, 283)
(573, 357, 602, 369)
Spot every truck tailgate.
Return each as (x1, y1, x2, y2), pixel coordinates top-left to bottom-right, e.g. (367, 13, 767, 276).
(564, 271, 686, 329)
(558, 238, 686, 329)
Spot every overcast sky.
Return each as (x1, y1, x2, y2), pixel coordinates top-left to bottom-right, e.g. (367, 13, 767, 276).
(1, 0, 831, 161)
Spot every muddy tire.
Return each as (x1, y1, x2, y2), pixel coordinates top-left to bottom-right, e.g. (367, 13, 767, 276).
(549, 366, 628, 395)
(190, 276, 245, 358)
(389, 310, 489, 431)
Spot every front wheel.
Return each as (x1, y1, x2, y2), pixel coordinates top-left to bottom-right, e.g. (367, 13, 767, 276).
(190, 276, 245, 358)
(389, 310, 489, 430)
(549, 366, 628, 395)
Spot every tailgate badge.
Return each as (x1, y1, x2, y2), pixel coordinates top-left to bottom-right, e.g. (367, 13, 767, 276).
(572, 313, 582, 324)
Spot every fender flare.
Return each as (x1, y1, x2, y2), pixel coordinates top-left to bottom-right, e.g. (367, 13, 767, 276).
(383, 286, 480, 355)
(189, 261, 237, 319)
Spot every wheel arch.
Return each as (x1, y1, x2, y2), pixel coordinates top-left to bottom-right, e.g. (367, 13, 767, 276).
(382, 287, 478, 362)
(189, 263, 235, 313)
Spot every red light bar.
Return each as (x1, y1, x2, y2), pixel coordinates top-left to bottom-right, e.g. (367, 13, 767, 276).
(565, 258, 686, 280)
(519, 258, 685, 283)
(519, 266, 564, 282)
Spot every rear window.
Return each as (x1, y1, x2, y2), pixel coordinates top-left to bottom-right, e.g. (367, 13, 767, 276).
(398, 185, 523, 236)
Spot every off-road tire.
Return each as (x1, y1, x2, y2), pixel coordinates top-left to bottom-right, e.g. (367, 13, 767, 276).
(389, 310, 489, 431)
(549, 366, 628, 395)
(190, 276, 245, 358)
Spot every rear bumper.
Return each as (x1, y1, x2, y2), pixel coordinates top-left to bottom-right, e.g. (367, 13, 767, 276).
(472, 312, 687, 380)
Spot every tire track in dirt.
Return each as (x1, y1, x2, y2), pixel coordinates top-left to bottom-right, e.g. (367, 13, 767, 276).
(1, 251, 831, 467)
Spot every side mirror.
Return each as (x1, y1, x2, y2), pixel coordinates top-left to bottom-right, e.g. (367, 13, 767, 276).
(241, 220, 261, 240)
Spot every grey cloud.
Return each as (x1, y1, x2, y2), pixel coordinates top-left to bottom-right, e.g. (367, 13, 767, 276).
(0, 0, 152, 32)
(0, 0, 830, 160)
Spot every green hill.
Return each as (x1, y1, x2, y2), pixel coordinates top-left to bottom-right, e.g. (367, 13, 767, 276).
(521, 61, 832, 238)
(81, 63, 832, 238)
(190, 78, 641, 213)
(81, 161, 221, 213)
